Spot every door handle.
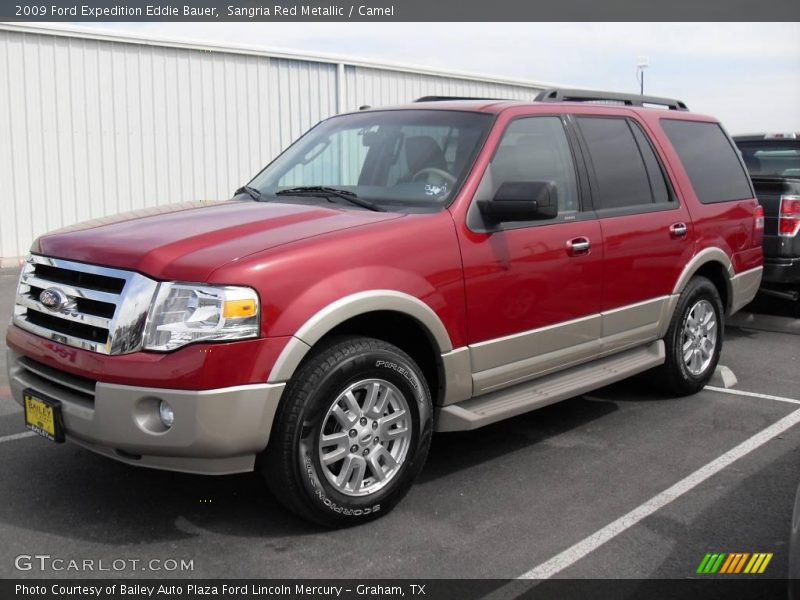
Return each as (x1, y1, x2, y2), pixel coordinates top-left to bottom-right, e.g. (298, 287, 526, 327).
(669, 222, 688, 238)
(566, 237, 591, 256)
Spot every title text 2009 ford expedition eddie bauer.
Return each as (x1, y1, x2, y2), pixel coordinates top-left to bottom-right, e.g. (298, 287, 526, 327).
(6, 89, 763, 526)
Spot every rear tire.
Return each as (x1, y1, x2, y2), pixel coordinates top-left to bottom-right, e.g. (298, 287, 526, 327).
(658, 276, 724, 396)
(261, 336, 432, 527)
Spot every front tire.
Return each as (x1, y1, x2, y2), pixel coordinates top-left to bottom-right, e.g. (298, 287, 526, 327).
(261, 336, 432, 527)
(659, 276, 724, 396)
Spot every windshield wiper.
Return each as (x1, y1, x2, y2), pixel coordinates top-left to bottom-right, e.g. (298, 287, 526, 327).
(275, 186, 384, 212)
(235, 185, 268, 202)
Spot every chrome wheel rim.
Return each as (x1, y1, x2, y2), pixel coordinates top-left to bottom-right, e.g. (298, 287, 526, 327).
(318, 378, 412, 497)
(682, 299, 717, 376)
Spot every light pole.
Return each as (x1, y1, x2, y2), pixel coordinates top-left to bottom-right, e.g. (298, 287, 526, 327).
(636, 56, 649, 96)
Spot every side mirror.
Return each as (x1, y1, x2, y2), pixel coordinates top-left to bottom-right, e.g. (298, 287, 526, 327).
(477, 181, 559, 224)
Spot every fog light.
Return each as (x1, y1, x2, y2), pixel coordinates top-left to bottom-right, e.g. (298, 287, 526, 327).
(159, 400, 174, 428)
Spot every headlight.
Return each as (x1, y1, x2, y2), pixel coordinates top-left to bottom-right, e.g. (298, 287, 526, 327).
(143, 283, 259, 351)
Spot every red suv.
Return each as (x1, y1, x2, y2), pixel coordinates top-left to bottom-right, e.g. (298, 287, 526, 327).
(6, 89, 763, 526)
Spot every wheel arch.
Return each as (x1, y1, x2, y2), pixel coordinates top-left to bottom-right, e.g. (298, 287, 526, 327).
(672, 247, 734, 315)
(267, 291, 459, 405)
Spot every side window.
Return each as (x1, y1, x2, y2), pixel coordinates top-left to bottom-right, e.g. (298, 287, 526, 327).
(576, 117, 655, 210)
(481, 116, 580, 213)
(661, 119, 753, 204)
(629, 122, 672, 205)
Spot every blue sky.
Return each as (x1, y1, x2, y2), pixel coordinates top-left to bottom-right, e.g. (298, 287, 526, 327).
(80, 22, 800, 134)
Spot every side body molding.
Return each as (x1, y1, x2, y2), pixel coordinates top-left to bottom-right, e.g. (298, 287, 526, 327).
(267, 290, 458, 387)
(672, 247, 733, 301)
(670, 246, 763, 319)
(651, 247, 735, 337)
(266, 248, 751, 415)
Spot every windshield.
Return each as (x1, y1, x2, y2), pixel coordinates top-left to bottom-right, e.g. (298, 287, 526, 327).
(247, 110, 493, 209)
(736, 141, 800, 178)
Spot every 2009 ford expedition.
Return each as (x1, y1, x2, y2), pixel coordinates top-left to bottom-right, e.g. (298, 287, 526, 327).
(6, 89, 763, 526)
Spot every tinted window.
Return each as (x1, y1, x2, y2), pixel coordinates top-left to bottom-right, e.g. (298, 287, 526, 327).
(662, 120, 752, 203)
(630, 122, 672, 205)
(577, 117, 654, 210)
(481, 116, 579, 212)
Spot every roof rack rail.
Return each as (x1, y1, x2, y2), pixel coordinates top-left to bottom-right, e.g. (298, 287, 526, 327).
(414, 96, 508, 103)
(534, 88, 689, 111)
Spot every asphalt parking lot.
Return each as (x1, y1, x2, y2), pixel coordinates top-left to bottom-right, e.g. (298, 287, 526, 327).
(1, 265, 799, 583)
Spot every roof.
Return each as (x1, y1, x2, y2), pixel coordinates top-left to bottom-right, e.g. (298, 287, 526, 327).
(351, 98, 703, 118)
(351, 88, 695, 116)
(379, 99, 522, 112)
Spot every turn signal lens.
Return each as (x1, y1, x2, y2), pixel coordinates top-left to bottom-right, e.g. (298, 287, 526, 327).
(754, 205, 765, 230)
(753, 204, 765, 246)
(223, 299, 258, 318)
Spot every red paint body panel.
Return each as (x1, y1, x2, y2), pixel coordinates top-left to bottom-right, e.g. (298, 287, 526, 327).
(598, 210, 695, 310)
(207, 210, 468, 349)
(456, 220, 603, 342)
(6, 325, 290, 390)
(35, 200, 401, 282)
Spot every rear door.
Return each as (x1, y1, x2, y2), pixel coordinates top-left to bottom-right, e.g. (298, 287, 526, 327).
(572, 115, 694, 353)
(457, 114, 604, 394)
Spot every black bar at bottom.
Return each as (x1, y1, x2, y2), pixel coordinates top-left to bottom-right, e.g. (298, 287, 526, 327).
(1, 579, 790, 600)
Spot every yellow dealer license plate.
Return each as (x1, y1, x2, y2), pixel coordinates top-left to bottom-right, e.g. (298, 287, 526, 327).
(23, 389, 65, 443)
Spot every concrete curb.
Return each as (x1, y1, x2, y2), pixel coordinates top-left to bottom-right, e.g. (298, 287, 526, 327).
(709, 365, 737, 389)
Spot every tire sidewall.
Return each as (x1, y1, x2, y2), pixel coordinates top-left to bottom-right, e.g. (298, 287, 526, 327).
(670, 279, 724, 387)
(293, 345, 432, 524)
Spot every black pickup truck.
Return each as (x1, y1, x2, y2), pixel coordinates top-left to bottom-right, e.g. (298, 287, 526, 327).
(734, 134, 800, 299)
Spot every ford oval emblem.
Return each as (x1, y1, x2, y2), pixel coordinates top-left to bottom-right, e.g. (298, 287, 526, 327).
(39, 287, 69, 310)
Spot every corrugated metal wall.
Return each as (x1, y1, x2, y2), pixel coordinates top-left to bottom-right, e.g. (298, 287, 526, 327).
(0, 25, 545, 261)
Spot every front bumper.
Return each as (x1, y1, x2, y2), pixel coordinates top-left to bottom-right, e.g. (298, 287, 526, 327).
(7, 348, 285, 475)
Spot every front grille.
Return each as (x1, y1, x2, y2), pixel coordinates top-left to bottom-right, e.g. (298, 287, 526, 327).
(12, 255, 159, 355)
(26, 310, 109, 344)
(32, 263, 126, 294)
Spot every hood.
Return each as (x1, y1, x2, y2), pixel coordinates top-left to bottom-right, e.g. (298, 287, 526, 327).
(35, 200, 402, 281)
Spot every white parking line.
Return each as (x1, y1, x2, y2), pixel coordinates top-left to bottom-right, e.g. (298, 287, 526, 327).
(0, 431, 36, 444)
(514, 400, 800, 580)
(705, 385, 800, 405)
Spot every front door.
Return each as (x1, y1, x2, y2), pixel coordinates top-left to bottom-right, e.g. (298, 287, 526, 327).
(456, 114, 604, 395)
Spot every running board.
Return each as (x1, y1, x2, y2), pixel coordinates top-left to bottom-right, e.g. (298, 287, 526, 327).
(435, 340, 665, 432)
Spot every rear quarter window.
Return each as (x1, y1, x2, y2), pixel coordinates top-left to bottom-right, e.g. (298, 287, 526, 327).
(661, 119, 753, 204)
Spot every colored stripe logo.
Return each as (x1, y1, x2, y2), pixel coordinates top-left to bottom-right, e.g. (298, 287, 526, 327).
(696, 552, 773, 574)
